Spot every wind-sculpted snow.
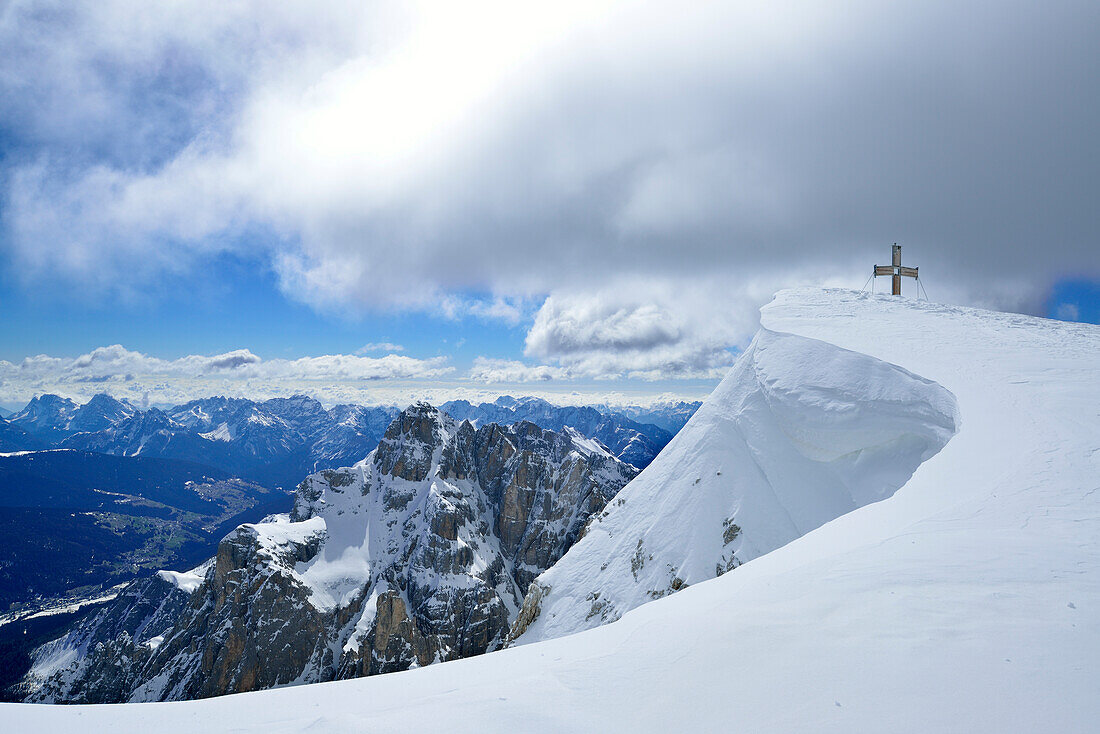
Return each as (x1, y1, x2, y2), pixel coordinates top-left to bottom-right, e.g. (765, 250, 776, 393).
(21, 403, 636, 702)
(5, 289, 1098, 733)
(510, 327, 958, 644)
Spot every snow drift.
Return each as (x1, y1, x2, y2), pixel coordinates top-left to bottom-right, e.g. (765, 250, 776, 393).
(4, 288, 1097, 734)
(511, 327, 958, 644)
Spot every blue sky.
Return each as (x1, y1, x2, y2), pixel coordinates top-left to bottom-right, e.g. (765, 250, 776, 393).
(0, 1, 1097, 409)
(1046, 280, 1100, 326)
(2, 250, 1096, 366)
(0, 249, 522, 366)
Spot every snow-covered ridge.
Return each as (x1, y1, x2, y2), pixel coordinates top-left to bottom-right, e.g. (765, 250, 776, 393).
(511, 326, 958, 644)
(198, 423, 232, 442)
(156, 560, 215, 595)
(5, 289, 1098, 733)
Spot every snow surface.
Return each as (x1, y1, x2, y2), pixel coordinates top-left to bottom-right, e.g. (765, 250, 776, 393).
(157, 560, 215, 595)
(0, 449, 78, 457)
(559, 426, 615, 460)
(3, 289, 1097, 733)
(513, 326, 959, 644)
(198, 423, 232, 442)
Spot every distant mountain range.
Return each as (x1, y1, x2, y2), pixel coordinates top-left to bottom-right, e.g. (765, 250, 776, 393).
(594, 400, 701, 434)
(0, 393, 698, 614)
(2, 394, 401, 489)
(439, 396, 690, 469)
(18, 403, 638, 702)
(1, 394, 699, 488)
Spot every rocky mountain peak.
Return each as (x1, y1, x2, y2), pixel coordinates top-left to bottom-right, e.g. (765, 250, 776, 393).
(438, 397, 679, 470)
(11, 394, 77, 429)
(24, 405, 639, 702)
(261, 395, 328, 429)
(375, 402, 458, 482)
(133, 407, 174, 430)
(67, 393, 136, 433)
(391, 400, 450, 436)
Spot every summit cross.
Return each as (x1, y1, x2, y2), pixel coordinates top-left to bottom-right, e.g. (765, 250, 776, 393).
(874, 244, 918, 296)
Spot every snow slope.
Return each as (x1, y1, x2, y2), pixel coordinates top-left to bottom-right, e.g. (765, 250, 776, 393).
(511, 326, 958, 644)
(3, 289, 1097, 733)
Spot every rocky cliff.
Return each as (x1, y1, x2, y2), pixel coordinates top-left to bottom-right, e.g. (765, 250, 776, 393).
(440, 396, 675, 469)
(23, 403, 636, 702)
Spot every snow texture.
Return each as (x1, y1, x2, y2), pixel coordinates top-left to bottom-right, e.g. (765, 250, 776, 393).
(512, 325, 959, 643)
(4, 288, 1098, 733)
(156, 560, 215, 596)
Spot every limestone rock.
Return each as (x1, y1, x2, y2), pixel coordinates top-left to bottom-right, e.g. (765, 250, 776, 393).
(24, 402, 636, 702)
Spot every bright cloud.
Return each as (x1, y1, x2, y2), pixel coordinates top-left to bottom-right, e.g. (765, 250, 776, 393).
(356, 343, 405, 354)
(0, 344, 454, 406)
(1, 0, 1098, 382)
(468, 358, 568, 383)
(0, 347, 717, 409)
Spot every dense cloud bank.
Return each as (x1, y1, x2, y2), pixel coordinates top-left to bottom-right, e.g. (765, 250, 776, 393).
(0, 345, 715, 409)
(1, 0, 1097, 378)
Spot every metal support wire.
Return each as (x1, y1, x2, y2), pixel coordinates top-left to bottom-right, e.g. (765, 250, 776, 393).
(917, 277, 930, 301)
(860, 272, 874, 293)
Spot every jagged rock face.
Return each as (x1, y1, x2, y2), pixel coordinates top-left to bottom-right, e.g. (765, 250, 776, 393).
(25, 402, 636, 702)
(21, 574, 194, 703)
(374, 402, 442, 482)
(439, 397, 676, 470)
(65, 394, 137, 434)
(9, 395, 78, 442)
(123, 523, 332, 700)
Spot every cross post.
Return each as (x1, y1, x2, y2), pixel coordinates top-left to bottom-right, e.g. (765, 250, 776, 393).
(873, 244, 918, 295)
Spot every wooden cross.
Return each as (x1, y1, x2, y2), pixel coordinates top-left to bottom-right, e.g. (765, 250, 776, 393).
(874, 244, 918, 295)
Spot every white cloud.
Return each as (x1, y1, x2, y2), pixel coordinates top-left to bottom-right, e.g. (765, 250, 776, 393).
(520, 275, 788, 380)
(437, 295, 530, 325)
(0, 344, 453, 407)
(1056, 303, 1080, 322)
(257, 354, 451, 382)
(0, 355, 715, 411)
(468, 358, 568, 383)
(1, 0, 1097, 372)
(356, 342, 405, 354)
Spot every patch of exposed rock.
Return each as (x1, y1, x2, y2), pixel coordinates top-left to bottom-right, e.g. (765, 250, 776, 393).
(23, 402, 636, 702)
